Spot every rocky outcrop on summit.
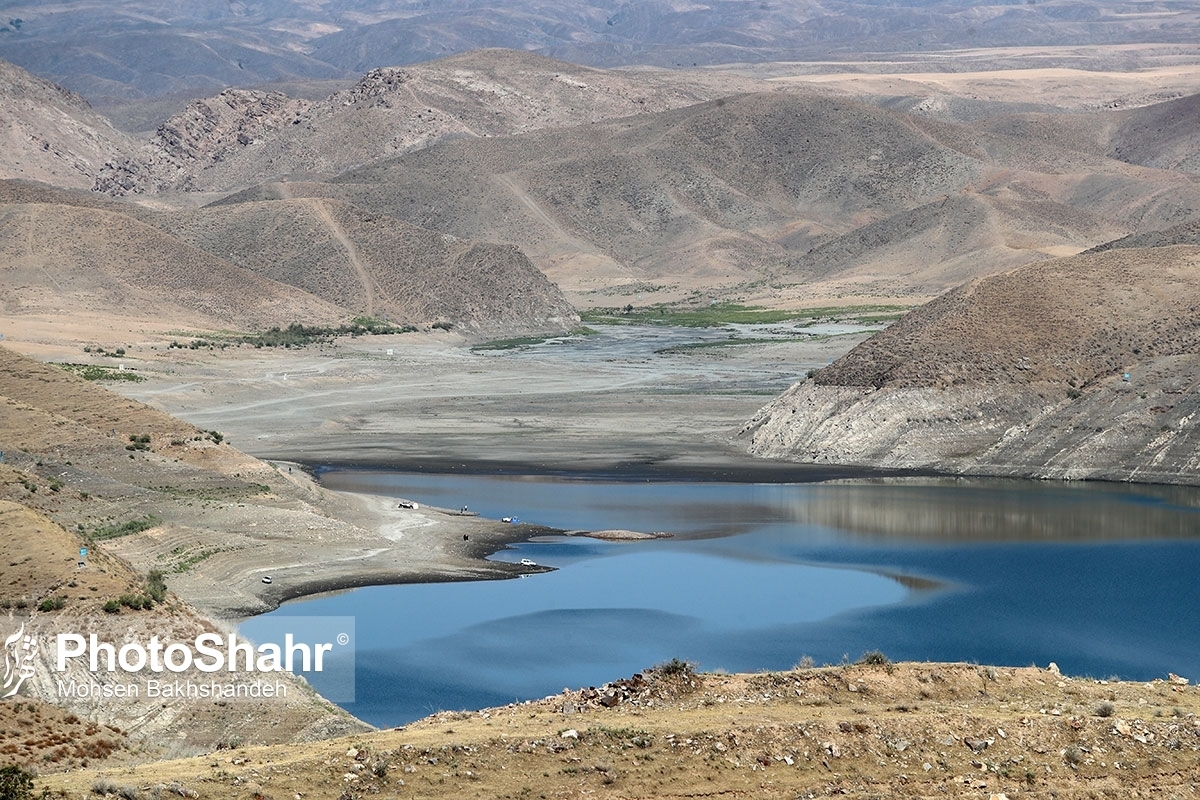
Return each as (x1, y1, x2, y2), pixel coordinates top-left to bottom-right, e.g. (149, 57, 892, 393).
(740, 246, 1200, 484)
(95, 89, 311, 195)
(95, 49, 749, 195)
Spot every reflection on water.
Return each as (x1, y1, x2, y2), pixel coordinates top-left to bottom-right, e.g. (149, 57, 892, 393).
(780, 479, 1200, 541)
(247, 542, 906, 727)
(257, 472, 1200, 727)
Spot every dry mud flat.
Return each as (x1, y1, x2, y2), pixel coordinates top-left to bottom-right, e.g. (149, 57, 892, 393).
(39, 662, 1200, 799)
(115, 324, 875, 476)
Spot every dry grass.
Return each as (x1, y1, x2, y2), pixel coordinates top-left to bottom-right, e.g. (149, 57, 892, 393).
(35, 662, 1200, 799)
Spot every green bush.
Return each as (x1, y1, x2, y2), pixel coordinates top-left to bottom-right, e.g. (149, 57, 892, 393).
(145, 569, 167, 603)
(0, 764, 33, 800)
(37, 596, 66, 612)
(855, 649, 894, 672)
(102, 599, 121, 614)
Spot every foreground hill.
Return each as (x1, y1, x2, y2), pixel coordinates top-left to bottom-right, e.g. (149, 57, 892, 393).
(214, 89, 1200, 304)
(0, 180, 576, 335)
(740, 244, 1200, 483)
(0, 59, 136, 190)
(36, 660, 1200, 799)
(0, 345, 373, 759)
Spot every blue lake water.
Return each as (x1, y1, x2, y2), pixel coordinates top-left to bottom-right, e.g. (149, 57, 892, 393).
(242, 473, 1200, 728)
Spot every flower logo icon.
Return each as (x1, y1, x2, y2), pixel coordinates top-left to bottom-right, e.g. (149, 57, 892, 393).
(2, 623, 38, 699)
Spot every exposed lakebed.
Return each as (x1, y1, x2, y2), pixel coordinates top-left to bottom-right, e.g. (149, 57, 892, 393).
(242, 472, 1200, 728)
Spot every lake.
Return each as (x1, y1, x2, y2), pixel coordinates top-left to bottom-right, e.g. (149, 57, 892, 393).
(242, 471, 1200, 728)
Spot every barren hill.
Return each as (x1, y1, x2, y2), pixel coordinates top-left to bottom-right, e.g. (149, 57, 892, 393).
(977, 90, 1200, 174)
(740, 244, 1200, 483)
(36, 660, 1200, 800)
(213, 90, 1200, 303)
(155, 197, 578, 332)
(96, 49, 768, 196)
(0, 180, 575, 335)
(0, 59, 136, 190)
(0, 196, 346, 333)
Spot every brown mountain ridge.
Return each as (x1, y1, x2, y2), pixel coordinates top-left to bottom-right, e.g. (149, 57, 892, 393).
(741, 243, 1200, 483)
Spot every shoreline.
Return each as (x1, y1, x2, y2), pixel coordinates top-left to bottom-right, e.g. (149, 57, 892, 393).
(216, 468, 563, 620)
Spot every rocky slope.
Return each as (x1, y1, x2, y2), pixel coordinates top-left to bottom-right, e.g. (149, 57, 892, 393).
(740, 244, 1200, 484)
(250, 89, 1200, 303)
(0, 346, 372, 760)
(0, 59, 136, 190)
(95, 49, 765, 195)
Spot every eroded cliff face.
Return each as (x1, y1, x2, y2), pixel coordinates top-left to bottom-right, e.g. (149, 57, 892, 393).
(740, 247, 1200, 484)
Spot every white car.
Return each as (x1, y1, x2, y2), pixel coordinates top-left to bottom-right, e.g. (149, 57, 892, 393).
(520, 558, 537, 567)
(261, 576, 273, 584)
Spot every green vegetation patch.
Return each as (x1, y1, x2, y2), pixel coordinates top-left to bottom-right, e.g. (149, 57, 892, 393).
(582, 302, 911, 328)
(55, 363, 146, 382)
(154, 483, 269, 501)
(471, 335, 552, 351)
(170, 318, 418, 350)
(471, 327, 597, 352)
(90, 515, 162, 541)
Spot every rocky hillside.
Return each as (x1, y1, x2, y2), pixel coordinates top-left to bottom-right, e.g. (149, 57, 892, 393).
(236, 89, 1200, 303)
(740, 244, 1200, 484)
(95, 50, 765, 195)
(0, 59, 136, 190)
(0, 346, 371, 760)
(156, 197, 579, 333)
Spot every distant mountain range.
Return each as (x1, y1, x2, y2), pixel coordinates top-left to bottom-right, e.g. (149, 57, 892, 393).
(2, 0, 1199, 117)
(3, 44, 1200, 326)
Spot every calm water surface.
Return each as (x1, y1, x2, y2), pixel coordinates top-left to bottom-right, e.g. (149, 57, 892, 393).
(243, 473, 1200, 727)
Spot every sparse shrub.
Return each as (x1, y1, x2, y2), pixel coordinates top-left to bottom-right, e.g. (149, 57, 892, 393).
(431, 321, 454, 330)
(856, 650, 893, 670)
(102, 599, 121, 614)
(0, 764, 34, 800)
(91, 516, 161, 541)
(48, 478, 63, 493)
(145, 569, 167, 603)
(1096, 701, 1116, 717)
(655, 657, 696, 679)
(91, 779, 118, 796)
(1064, 746, 1084, 767)
(116, 785, 139, 800)
(1066, 387, 1083, 400)
(795, 655, 815, 669)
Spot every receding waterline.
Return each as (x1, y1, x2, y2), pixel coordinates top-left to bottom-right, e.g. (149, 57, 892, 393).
(243, 472, 1200, 728)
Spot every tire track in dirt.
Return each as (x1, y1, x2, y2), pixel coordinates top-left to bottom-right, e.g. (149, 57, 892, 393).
(306, 198, 376, 316)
